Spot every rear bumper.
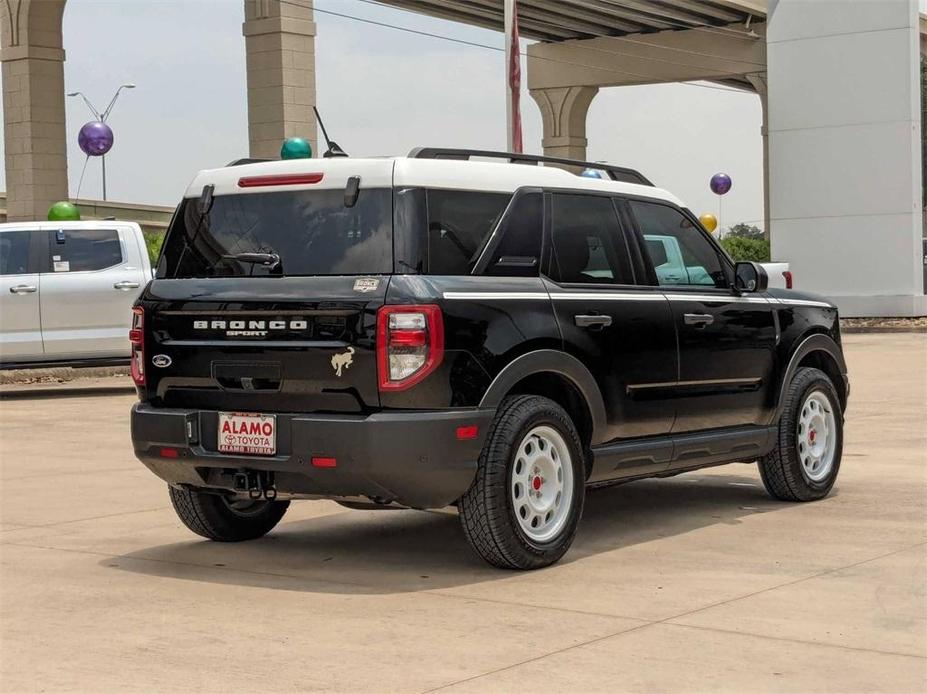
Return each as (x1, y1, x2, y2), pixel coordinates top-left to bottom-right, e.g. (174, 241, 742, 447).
(131, 403, 493, 509)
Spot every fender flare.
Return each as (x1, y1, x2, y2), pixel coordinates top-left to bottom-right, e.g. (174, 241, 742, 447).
(775, 333, 848, 417)
(479, 349, 608, 445)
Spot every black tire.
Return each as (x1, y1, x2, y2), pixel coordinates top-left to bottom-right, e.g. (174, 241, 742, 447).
(168, 485, 290, 542)
(759, 367, 843, 501)
(458, 395, 586, 570)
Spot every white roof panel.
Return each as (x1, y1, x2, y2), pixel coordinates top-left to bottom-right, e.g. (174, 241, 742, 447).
(182, 156, 685, 208)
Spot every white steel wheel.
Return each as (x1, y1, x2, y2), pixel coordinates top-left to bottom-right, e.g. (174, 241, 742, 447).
(510, 425, 575, 543)
(796, 390, 837, 482)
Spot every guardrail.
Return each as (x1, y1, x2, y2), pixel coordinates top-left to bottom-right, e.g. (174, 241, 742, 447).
(0, 192, 174, 236)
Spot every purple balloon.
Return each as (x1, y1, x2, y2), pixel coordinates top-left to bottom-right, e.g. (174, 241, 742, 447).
(78, 121, 114, 157)
(710, 172, 732, 195)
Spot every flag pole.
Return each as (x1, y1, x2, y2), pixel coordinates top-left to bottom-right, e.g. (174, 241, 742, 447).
(504, 0, 515, 152)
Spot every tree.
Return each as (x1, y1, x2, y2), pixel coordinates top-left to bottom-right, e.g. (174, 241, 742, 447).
(727, 222, 764, 240)
(720, 236, 770, 262)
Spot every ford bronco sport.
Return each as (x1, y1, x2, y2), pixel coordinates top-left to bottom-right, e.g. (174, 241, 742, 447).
(131, 148, 848, 570)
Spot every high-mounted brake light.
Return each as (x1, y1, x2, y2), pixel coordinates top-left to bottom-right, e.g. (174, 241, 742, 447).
(129, 306, 145, 386)
(377, 305, 444, 392)
(783, 270, 793, 289)
(237, 172, 324, 188)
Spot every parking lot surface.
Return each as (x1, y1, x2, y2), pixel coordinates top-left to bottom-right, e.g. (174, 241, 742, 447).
(1, 333, 925, 692)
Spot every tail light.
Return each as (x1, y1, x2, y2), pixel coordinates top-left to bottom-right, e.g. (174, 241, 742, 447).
(377, 305, 444, 391)
(129, 306, 145, 386)
(783, 271, 793, 289)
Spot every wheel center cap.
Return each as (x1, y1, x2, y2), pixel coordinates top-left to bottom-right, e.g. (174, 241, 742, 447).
(532, 476, 542, 491)
(809, 429, 817, 443)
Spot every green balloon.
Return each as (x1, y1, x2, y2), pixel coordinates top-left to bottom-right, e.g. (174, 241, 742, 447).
(280, 137, 312, 160)
(47, 201, 80, 221)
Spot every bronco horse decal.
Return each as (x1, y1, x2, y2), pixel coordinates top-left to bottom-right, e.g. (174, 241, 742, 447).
(331, 346, 355, 377)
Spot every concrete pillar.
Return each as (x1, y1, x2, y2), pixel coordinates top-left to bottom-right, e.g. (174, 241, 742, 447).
(243, 0, 317, 159)
(1, 0, 68, 222)
(767, 0, 924, 316)
(530, 85, 598, 162)
(746, 72, 770, 242)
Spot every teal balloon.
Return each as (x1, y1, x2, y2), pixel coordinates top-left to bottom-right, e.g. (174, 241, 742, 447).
(47, 201, 80, 221)
(280, 137, 312, 160)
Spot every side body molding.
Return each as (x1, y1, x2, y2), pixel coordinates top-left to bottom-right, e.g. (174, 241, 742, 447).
(775, 333, 848, 417)
(479, 349, 608, 444)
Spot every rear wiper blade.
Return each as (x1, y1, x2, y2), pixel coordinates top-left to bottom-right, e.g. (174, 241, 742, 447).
(222, 252, 281, 270)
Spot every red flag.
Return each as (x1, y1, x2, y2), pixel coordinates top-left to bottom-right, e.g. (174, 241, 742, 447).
(508, 1, 523, 153)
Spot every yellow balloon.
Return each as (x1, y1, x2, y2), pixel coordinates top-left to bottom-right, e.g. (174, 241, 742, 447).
(699, 213, 718, 232)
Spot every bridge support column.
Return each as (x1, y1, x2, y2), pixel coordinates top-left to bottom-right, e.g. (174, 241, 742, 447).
(767, 0, 924, 315)
(1, 1, 68, 222)
(243, 0, 317, 159)
(530, 86, 598, 163)
(746, 72, 770, 241)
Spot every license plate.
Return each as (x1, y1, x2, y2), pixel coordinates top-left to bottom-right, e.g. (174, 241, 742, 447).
(218, 412, 276, 456)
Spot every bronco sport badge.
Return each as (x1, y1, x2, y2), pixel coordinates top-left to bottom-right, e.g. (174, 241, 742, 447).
(353, 277, 379, 293)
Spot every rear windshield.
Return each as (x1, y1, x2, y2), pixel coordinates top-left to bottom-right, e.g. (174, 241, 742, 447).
(157, 188, 392, 278)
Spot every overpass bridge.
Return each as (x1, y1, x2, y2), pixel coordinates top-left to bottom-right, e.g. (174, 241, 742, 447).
(1, 0, 924, 315)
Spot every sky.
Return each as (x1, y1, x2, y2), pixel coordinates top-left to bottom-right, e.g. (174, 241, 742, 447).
(0, 0, 811, 229)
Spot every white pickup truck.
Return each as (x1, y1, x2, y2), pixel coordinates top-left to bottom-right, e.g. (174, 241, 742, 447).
(760, 261, 793, 289)
(645, 233, 792, 289)
(0, 220, 152, 368)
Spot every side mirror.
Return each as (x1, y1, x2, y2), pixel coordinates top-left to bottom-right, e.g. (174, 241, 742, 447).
(734, 261, 768, 293)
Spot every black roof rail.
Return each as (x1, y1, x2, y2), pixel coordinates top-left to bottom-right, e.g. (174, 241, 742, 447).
(226, 157, 272, 166)
(407, 147, 653, 186)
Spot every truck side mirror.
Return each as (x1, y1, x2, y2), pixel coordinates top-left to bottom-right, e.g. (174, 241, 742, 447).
(734, 261, 768, 293)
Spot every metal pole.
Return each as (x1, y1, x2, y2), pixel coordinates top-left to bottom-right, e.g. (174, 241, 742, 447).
(102, 155, 107, 201)
(504, 0, 514, 152)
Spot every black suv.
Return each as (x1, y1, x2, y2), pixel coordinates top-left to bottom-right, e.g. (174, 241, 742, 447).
(131, 149, 849, 569)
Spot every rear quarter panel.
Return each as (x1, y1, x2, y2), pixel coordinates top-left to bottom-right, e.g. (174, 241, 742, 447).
(382, 275, 560, 409)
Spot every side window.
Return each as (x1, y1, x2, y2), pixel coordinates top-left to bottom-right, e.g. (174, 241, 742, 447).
(548, 194, 633, 285)
(485, 192, 542, 277)
(48, 229, 123, 273)
(630, 201, 728, 288)
(0, 231, 32, 276)
(426, 190, 511, 275)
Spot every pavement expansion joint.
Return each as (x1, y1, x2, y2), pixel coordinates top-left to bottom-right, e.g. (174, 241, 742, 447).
(421, 538, 927, 692)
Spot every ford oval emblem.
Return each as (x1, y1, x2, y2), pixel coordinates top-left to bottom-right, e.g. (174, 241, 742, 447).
(152, 354, 172, 368)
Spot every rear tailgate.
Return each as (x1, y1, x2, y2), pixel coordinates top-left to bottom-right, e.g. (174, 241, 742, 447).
(142, 276, 388, 413)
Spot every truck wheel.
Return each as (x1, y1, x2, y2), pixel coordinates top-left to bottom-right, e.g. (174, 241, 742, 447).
(168, 486, 289, 542)
(759, 367, 843, 501)
(459, 395, 585, 570)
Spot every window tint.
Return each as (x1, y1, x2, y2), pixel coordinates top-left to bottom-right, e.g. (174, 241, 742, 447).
(630, 201, 728, 288)
(158, 189, 392, 278)
(426, 190, 510, 275)
(548, 194, 633, 285)
(0, 231, 32, 276)
(393, 187, 427, 274)
(485, 192, 542, 277)
(49, 229, 123, 272)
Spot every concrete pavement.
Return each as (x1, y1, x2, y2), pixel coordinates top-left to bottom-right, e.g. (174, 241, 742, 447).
(1, 333, 925, 692)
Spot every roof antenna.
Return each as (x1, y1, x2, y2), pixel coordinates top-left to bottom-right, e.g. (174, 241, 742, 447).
(313, 106, 348, 158)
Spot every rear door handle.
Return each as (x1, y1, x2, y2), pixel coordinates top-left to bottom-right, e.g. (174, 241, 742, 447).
(113, 280, 140, 290)
(8, 285, 37, 294)
(575, 314, 613, 329)
(684, 313, 714, 327)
